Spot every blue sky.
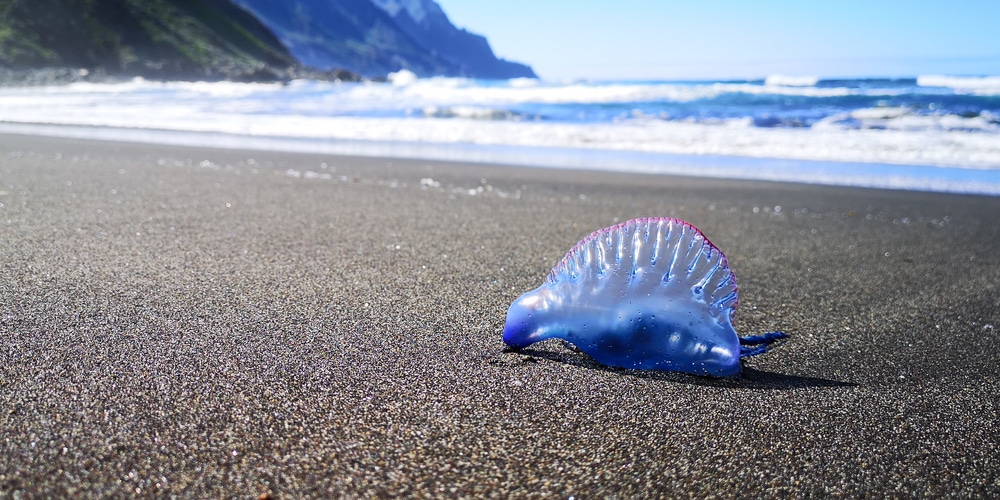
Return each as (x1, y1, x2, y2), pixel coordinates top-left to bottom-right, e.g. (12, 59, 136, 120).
(435, 0, 1000, 81)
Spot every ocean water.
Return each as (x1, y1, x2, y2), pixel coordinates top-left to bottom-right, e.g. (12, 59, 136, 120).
(1, 73, 999, 194)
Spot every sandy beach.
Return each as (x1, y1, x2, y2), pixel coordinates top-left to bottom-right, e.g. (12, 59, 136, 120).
(1, 133, 998, 497)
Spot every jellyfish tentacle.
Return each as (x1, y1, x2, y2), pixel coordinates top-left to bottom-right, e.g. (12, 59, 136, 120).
(738, 331, 788, 358)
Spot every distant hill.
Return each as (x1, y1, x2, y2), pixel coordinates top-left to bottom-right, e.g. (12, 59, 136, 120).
(232, 0, 537, 79)
(0, 0, 324, 82)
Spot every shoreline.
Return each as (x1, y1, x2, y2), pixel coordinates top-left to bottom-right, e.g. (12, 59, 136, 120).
(2, 133, 998, 497)
(1, 122, 999, 197)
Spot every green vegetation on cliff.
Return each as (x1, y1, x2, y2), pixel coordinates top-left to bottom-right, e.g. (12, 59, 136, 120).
(0, 0, 301, 80)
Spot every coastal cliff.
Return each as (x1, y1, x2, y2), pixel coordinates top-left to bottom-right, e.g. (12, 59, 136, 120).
(0, 0, 534, 83)
(231, 0, 536, 79)
(370, 0, 535, 79)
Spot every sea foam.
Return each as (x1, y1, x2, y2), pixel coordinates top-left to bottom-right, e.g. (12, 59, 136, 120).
(765, 74, 820, 87)
(1, 76, 998, 195)
(917, 75, 1000, 95)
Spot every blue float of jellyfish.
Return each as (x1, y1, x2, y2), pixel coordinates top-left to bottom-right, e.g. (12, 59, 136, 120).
(503, 217, 787, 377)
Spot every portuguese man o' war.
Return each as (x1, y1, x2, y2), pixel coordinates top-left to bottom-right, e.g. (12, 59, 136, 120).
(503, 217, 787, 377)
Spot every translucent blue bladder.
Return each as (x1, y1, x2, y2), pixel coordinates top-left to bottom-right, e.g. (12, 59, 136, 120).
(503, 217, 787, 377)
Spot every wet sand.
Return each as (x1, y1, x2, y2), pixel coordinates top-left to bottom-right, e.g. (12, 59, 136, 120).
(1, 133, 998, 497)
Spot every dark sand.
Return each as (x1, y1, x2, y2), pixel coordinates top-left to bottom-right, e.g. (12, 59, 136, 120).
(1, 134, 998, 497)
